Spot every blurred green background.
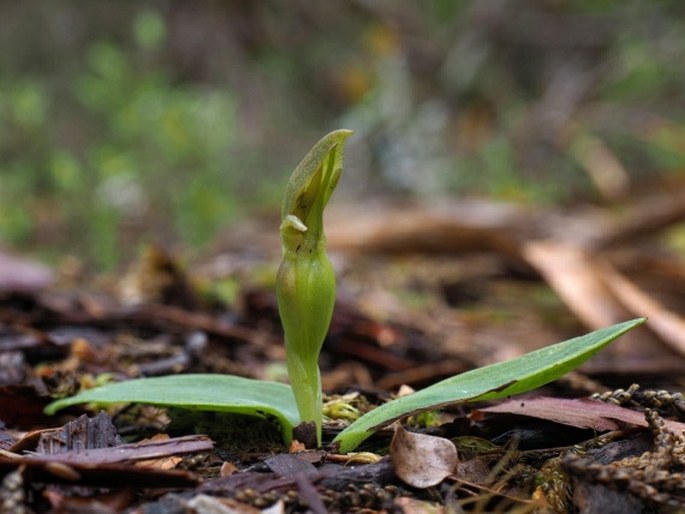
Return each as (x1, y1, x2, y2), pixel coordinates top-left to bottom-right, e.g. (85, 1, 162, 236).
(2, 1, 685, 270)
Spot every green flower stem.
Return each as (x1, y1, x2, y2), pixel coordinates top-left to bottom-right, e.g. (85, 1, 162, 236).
(285, 347, 322, 437)
(277, 236, 334, 443)
(276, 129, 352, 446)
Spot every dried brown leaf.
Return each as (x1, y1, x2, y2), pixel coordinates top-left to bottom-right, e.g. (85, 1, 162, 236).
(478, 397, 685, 433)
(135, 434, 183, 470)
(390, 425, 457, 489)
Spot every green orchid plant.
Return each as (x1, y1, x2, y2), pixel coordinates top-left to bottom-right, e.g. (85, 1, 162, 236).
(276, 129, 352, 445)
(45, 129, 646, 453)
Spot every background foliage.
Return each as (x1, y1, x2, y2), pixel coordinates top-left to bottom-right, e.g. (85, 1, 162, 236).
(1, 1, 684, 269)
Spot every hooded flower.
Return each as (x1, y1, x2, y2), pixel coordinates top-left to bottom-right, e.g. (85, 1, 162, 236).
(276, 129, 353, 446)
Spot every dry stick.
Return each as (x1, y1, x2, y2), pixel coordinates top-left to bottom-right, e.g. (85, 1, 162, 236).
(594, 189, 685, 250)
(596, 258, 685, 357)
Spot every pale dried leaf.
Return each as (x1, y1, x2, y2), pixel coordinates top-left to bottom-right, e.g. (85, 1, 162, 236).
(390, 425, 457, 488)
(187, 494, 260, 514)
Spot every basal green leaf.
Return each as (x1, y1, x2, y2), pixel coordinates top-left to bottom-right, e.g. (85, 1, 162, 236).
(334, 318, 645, 453)
(45, 374, 299, 442)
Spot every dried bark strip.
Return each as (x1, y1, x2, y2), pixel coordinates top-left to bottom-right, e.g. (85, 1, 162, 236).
(24, 434, 213, 465)
(0, 458, 200, 488)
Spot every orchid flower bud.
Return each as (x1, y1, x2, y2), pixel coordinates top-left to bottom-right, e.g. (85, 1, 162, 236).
(276, 129, 353, 446)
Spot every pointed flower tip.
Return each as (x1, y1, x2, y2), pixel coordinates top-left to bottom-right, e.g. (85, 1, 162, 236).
(281, 129, 354, 222)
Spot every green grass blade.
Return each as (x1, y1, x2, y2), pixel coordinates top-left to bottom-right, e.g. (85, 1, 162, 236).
(45, 374, 300, 443)
(334, 318, 646, 453)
